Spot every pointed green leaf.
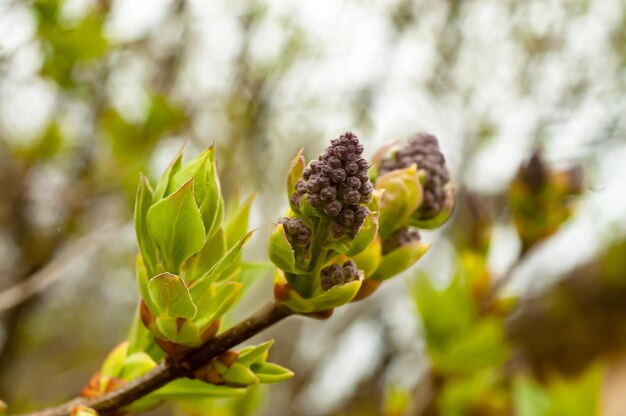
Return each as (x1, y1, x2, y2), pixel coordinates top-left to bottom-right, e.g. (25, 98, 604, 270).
(147, 179, 206, 272)
(101, 342, 129, 380)
(268, 224, 296, 273)
(287, 149, 305, 197)
(126, 307, 154, 356)
(252, 362, 295, 384)
(136, 254, 157, 312)
(371, 241, 430, 281)
(167, 147, 212, 205)
(134, 175, 158, 274)
(346, 210, 379, 256)
(351, 236, 382, 278)
(376, 167, 422, 238)
(155, 316, 202, 346)
(184, 227, 227, 284)
(154, 147, 184, 201)
(238, 340, 274, 366)
(279, 278, 362, 313)
(119, 352, 156, 381)
(151, 378, 246, 399)
(236, 261, 273, 293)
(195, 282, 243, 327)
(189, 232, 253, 296)
(198, 151, 224, 236)
(149, 272, 197, 319)
(223, 362, 260, 387)
(225, 193, 255, 248)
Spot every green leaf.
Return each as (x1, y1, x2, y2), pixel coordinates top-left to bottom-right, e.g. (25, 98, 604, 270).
(166, 147, 211, 205)
(236, 261, 273, 291)
(287, 149, 305, 197)
(189, 232, 253, 296)
(251, 362, 294, 384)
(148, 272, 197, 319)
(376, 167, 422, 238)
(134, 175, 158, 275)
(136, 254, 157, 313)
(225, 193, 255, 249)
(155, 317, 202, 346)
(413, 271, 476, 352)
(346, 210, 379, 256)
(431, 318, 508, 375)
(513, 377, 551, 416)
(194, 282, 243, 327)
(197, 149, 224, 236)
(277, 271, 362, 314)
(371, 241, 430, 281)
(101, 342, 129, 380)
(154, 147, 184, 201)
(223, 362, 260, 387)
(351, 236, 382, 278)
(238, 340, 274, 366)
(126, 306, 154, 356)
(119, 352, 156, 381)
(268, 224, 296, 273)
(147, 179, 206, 273)
(184, 227, 227, 284)
(151, 378, 247, 399)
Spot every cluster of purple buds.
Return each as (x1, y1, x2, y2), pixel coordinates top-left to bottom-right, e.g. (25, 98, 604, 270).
(379, 133, 450, 219)
(382, 227, 421, 255)
(277, 217, 311, 246)
(291, 132, 373, 238)
(320, 260, 359, 291)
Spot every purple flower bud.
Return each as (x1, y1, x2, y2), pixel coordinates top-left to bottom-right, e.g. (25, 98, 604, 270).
(321, 186, 337, 202)
(345, 162, 359, 175)
(333, 146, 347, 160)
(302, 168, 313, 180)
(357, 158, 369, 169)
(355, 206, 369, 222)
(290, 193, 301, 206)
(343, 260, 357, 280)
(331, 269, 344, 285)
(339, 208, 355, 226)
(346, 176, 361, 189)
(307, 194, 321, 207)
(331, 223, 345, 238)
(310, 160, 321, 172)
(328, 156, 342, 168)
(296, 180, 307, 195)
(330, 168, 347, 183)
(345, 190, 360, 204)
(355, 144, 364, 155)
(324, 200, 342, 216)
(321, 275, 333, 291)
(307, 180, 322, 194)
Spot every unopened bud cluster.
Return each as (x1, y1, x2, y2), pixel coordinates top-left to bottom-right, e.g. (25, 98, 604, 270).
(277, 217, 311, 246)
(320, 260, 359, 291)
(382, 227, 421, 255)
(379, 134, 450, 219)
(291, 132, 373, 238)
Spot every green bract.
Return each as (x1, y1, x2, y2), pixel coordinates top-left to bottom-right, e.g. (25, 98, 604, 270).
(194, 340, 294, 387)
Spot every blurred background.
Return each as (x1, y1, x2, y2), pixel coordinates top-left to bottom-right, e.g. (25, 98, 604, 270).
(1, 0, 626, 414)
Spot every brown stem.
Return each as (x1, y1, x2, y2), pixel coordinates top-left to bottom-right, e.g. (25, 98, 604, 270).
(15, 301, 291, 416)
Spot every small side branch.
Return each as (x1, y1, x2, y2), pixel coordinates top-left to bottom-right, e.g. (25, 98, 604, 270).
(16, 301, 291, 416)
